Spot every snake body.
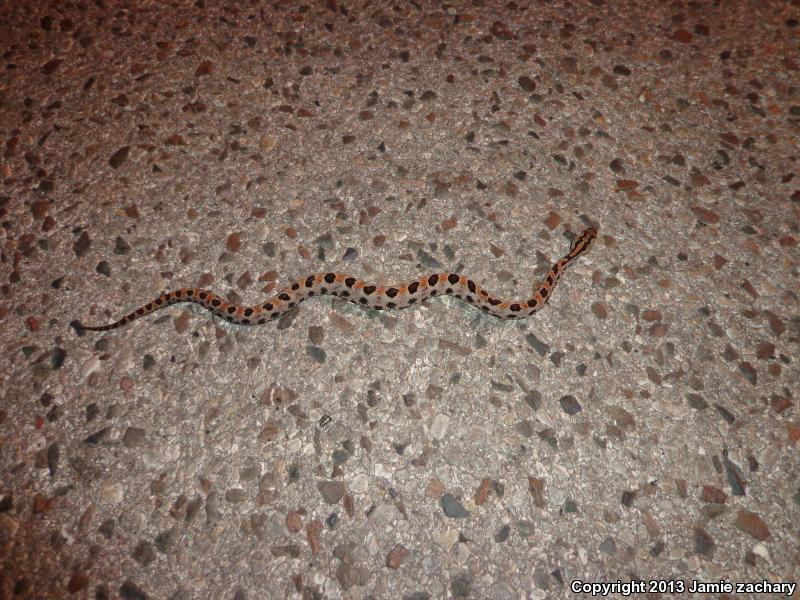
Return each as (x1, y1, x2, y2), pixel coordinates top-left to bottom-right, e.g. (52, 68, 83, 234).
(74, 227, 596, 332)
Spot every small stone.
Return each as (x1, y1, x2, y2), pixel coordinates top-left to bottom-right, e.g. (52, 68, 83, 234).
(308, 326, 325, 345)
(607, 405, 635, 429)
(51, 347, 66, 369)
(693, 526, 715, 558)
(691, 205, 720, 224)
(432, 528, 458, 552)
(85, 427, 111, 444)
(306, 520, 322, 556)
(47, 443, 59, 476)
(544, 211, 560, 229)
(518, 75, 536, 92)
(67, 572, 89, 593)
(271, 545, 302, 559)
(122, 427, 146, 448)
(524, 390, 542, 411)
(722, 455, 747, 496)
(755, 342, 775, 360)
(260, 135, 277, 152)
(738, 362, 757, 385)
(599, 537, 617, 554)
(109, 146, 130, 169)
(416, 249, 441, 268)
(494, 524, 511, 543)
(119, 376, 135, 393)
(621, 490, 636, 507)
(641, 510, 660, 538)
(225, 488, 247, 503)
(386, 544, 409, 569)
(73, 231, 91, 257)
(701, 485, 727, 504)
(642, 309, 662, 321)
(686, 393, 708, 410)
(31, 200, 50, 218)
(227, 232, 242, 252)
(96, 261, 111, 276)
(119, 580, 148, 600)
(100, 483, 123, 504)
(317, 480, 345, 504)
(429, 414, 450, 439)
(527, 476, 546, 508)
(516, 520, 534, 538)
(132, 541, 156, 566)
(714, 403, 736, 424)
(770, 395, 792, 413)
(609, 158, 625, 173)
(559, 395, 581, 415)
(475, 478, 492, 506)
(451, 573, 472, 598)
(526, 333, 549, 356)
(440, 494, 469, 518)
(195, 60, 214, 76)
(42, 58, 63, 75)
(111, 236, 130, 255)
(276, 308, 299, 330)
(735, 510, 770, 540)
(285, 511, 303, 533)
(673, 28, 693, 43)
(306, 346, 326, 364)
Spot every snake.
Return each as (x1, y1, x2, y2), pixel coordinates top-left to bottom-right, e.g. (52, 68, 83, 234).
(73, 227, 597, 332)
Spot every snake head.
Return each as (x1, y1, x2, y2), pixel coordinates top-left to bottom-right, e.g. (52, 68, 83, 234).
(569, 227, 597, 253)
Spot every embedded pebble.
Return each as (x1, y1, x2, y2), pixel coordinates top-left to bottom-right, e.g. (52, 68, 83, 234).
(439, 494, 469, 518)
(559, 395, 582, 415)
(317, 480, 345, 504)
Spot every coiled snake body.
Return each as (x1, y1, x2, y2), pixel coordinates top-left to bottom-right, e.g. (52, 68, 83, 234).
(75, 227, 596, 332)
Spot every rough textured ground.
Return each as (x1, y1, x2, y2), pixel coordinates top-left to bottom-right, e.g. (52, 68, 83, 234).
(1, 1, 798, 598)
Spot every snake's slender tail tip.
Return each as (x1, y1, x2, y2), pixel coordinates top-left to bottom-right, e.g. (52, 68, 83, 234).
(71, 319, 104, 333)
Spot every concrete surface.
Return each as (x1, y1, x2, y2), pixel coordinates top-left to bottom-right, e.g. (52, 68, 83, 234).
(0, 0, 798, 598)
